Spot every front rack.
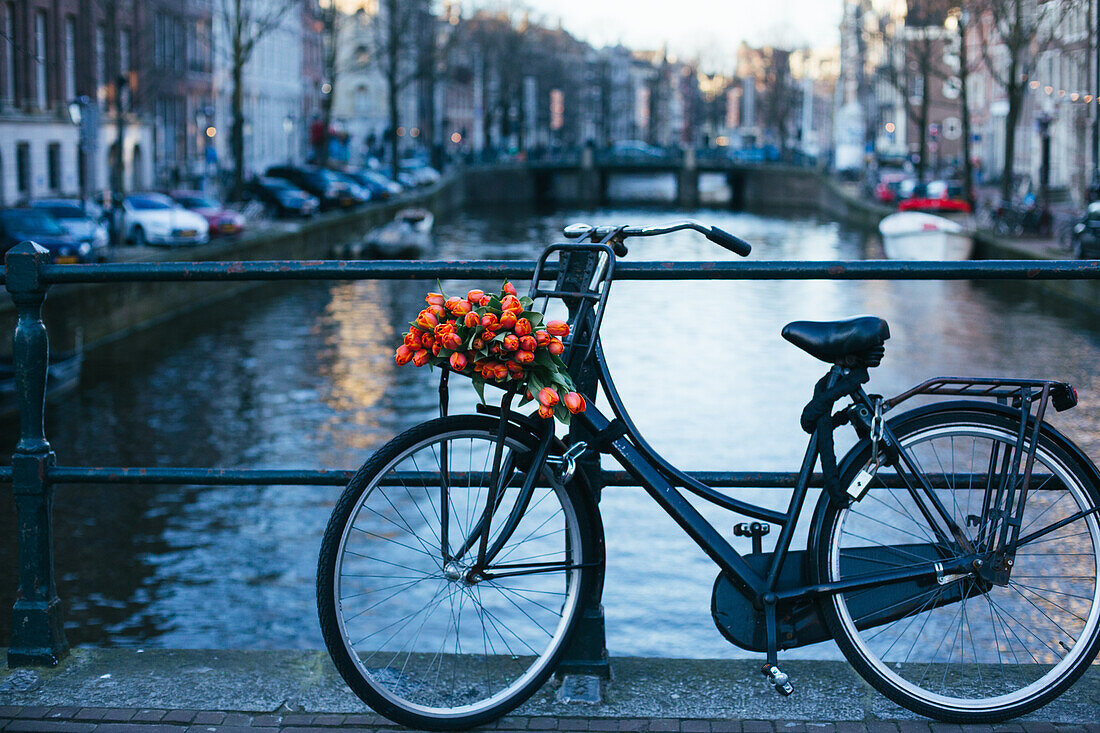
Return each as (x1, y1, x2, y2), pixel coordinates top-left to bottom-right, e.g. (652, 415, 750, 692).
(529, 241, 617, 363)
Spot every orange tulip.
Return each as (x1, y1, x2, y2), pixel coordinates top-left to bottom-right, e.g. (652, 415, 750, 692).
(434, 321, 454, 337)
(464, 311, 481, 328)
(489, 343, 502, 356)
(448, 299, 472, 316)
(431, 342, 442, 357)
(444, 333, 463, 350)
(514, 318, 532, 337)
(516, 349, 535, 364)
(502, 334, 519, 351)
(507, 360, 524, 374)
(547, 338, 565, 355)
(395, 344, 414, 366)
(501, 295, 523, 313)
(535, 330, 550, 347)
(499, 311, 518, 330)
(420, 332, 435, 348)
(404, 331, 423, 349)
(519, 335, 537, 352)
(546, 320, 570, 337)
(492, 362, 510, 381)
(466, 289, 485, 303)
(428, 304, 447, 320)
(537, 387, 559, 407)
(449, 352, 468, 371)
(503, 281, 518, 297)
(538, 404, 554, 419)
(413, 349, 431, 367)
(563, 392, 586, 414)
(416, 310, 439, 330)
(425, 292, 445, 307)
(480, 313, 498, 329)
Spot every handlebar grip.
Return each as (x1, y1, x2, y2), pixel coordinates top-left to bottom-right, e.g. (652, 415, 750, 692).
(706, 226, 752, 257)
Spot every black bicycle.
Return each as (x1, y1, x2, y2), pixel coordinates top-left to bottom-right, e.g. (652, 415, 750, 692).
(317, 221, 1100, 729)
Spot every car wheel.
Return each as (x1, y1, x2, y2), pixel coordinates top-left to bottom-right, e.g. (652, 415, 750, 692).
(132, 226, 147, 247)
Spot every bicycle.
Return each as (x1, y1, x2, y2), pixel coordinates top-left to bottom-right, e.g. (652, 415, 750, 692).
(317, 221, 1100, 729)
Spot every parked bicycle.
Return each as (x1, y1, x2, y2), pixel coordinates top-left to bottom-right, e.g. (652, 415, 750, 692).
(317, 221, 1100, 729)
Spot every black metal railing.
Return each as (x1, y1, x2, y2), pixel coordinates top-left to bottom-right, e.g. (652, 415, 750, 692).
(4, 240, 1100, 670)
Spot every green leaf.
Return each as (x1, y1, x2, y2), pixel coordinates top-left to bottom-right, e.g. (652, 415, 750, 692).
(472, 376, 486, 403)
(532, 349, 553, 367)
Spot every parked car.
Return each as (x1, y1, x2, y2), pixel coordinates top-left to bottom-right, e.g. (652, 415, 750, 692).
(0, 208, 94, 263)
(398, 161, 442, 187)
(609, 140, 667, 160)
(1071, 202, 1100, 259)
(121, 193, 210, 247)
(340, 169, 404, 201)
(30, 199, 110, 261)
(873, 173, 909, 205)
(246, 176, 319, 219)
(169, 191, 246, 238)
(323, 170, 374, 205)
(265, 165, 360, 211)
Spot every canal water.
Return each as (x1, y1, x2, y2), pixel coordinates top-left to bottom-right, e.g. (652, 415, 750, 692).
(3, 204, 1100, 659)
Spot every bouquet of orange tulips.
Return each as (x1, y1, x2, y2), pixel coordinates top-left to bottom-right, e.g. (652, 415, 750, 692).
(395, 282, 587, 423)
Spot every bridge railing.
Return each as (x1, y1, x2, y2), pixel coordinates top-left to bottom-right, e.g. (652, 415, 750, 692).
(3, 241, 1099, 671)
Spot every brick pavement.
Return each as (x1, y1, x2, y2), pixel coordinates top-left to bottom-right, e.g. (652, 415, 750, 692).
(1, 707, 1098, 733)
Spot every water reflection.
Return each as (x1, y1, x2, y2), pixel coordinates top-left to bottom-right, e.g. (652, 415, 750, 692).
(2, 204, 1100, 660)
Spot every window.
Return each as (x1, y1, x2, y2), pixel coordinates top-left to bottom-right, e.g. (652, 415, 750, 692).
(47, 142, 60, 190)
(120, 29, 131, 78)
(64, 16, 76, 101)
(34, 10, 47, 109)
(16, 142, 30, 194)
(3, 3, 15, 103)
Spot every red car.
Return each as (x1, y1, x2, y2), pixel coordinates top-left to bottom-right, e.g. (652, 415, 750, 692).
(169, 191, 246, 238)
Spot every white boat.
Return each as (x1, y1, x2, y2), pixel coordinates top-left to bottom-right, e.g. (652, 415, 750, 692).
(879, 210, 973, 261)
(334, 208, 434, 259)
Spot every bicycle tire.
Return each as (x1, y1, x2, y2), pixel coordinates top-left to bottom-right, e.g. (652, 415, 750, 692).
(318, 415, 597, 730)
(815, 406, 1100, 722)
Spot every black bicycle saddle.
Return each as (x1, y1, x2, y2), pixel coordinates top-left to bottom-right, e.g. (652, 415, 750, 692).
(781, 316, 890, 366)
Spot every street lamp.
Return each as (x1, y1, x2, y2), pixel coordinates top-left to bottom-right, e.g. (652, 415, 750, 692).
(68, 96, 90, 212)
(1036, 110, 1053, 203)
(283, 115, 295, 163)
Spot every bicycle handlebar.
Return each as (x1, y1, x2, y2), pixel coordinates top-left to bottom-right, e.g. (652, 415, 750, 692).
(562, 219, 752, 257)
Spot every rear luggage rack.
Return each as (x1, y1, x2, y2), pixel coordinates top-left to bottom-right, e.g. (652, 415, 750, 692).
(885, 377, 1077, 412)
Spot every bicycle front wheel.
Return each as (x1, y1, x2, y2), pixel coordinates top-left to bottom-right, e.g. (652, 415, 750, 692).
(817, 407, 1100, 722)
(318, 415, 596, 730)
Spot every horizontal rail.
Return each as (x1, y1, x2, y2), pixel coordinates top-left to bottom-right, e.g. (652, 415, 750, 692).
(9, 258, 1100, 285)
(6, 466, 1055, 491)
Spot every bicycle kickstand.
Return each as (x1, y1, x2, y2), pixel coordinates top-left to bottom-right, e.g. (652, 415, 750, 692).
(760, 595, 794, 697)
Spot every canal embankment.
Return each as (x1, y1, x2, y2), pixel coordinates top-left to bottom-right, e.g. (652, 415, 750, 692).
(1, 648, 1097, 726)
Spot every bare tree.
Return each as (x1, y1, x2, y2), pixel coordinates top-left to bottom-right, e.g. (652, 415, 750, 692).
(876, 0, 953, 184)
(218, 0, 300, 198)
(758, 48, 798, 154)
(973, 0, 1069, 202)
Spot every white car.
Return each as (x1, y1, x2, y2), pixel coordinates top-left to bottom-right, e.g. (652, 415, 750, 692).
(123, 193, 210, 247)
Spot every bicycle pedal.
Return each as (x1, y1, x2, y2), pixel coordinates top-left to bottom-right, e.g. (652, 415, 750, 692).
(761, 663, 794, 696)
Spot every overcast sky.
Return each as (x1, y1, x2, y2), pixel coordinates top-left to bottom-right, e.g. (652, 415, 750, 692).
(514, 0, 844, 68)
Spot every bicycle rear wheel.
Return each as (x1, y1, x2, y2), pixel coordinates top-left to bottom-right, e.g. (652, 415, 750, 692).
(317, 415, 596, 730)
(817, 407, 1100, 722)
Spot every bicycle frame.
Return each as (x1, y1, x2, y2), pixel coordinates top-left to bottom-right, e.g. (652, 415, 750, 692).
(453, 231, 1088, 663)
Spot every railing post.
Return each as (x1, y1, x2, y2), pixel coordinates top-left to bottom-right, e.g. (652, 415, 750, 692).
(5, 242, 68, 666)
(556, 248, 610, 679)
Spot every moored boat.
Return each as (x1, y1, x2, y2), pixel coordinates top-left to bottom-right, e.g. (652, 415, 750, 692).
(334, 208, 434, 259)
(880, 190, 974, 260)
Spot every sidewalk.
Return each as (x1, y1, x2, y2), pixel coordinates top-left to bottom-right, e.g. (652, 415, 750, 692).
(2, 649, 1097, 732)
